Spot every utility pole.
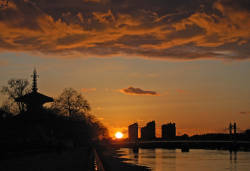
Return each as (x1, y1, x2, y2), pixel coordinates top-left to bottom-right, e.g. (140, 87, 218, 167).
(233, 122, 237, 135)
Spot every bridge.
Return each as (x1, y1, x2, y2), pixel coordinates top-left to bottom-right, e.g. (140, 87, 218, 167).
(112, 140, 250, 151)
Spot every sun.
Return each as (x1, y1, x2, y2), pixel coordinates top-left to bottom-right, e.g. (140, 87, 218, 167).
(115, 132, 123, 139)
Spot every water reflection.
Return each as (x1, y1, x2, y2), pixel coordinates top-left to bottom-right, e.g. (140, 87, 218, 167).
(132, 147, 139, 154)
(229, 150, 237, 162)
(156, 149, 176, 171)
(229, 150, 237, 171)
(137, 148, 156, 168)
(119, 148, 250, 171)
(128, 148, 139, 164)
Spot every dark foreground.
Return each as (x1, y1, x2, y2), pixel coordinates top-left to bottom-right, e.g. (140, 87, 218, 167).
(0, 147, 90, 171)
(0, 146, 150, 171)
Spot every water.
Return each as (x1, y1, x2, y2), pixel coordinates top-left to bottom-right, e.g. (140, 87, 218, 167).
(118, 148, 250, 171)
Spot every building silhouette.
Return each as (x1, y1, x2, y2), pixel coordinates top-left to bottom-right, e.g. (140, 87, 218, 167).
(15, 69, 53, 113)
(229, 123, 233, 135)
(233, 122, 237, 135)
(128, 123, 138, 140)
(162, 122, 176, 139)
(229, 122, 237, 135)
(141, 121, 155, 140)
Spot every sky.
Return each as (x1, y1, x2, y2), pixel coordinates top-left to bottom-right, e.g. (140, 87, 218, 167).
(0, 0, 250, 138)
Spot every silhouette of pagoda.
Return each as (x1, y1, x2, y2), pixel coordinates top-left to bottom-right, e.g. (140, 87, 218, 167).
(15, 69, 53, 112)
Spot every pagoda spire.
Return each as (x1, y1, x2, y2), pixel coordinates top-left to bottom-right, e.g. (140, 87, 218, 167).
(31, 68, 39, 93)
(15, 69, 53, 113)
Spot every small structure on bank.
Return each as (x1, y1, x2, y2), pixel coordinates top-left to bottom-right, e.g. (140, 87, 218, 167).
(15, 69, 53, 112)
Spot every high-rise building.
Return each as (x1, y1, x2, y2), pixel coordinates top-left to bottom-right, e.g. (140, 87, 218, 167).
(128, 123, 138, 140)
(162, 122, 176, 139)
(141, 121, 155, 140)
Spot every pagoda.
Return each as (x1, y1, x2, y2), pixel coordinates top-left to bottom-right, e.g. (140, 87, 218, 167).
(15, 69, 53, 112)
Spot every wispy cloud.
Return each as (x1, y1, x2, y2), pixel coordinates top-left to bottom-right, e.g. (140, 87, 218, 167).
(240, 111, 250, 115)
(81, 88, 96, 93)
(176, 89, 189, 95)
(120, 86, 159, 96)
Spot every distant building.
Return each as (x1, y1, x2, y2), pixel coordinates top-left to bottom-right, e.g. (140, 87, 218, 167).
(141, 121, 155, 140)
(229, 123, 233, 135)
(162, 122, 176, 139)
(128, 123, 138, 140)
(229, 122, 237, 135)
(233, 122, 237, 135)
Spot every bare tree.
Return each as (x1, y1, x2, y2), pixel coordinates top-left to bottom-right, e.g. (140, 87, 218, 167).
(51, 88, 90, 117)
(85, 114, 109, 140)
(1, 79, 30, 113)
(50, 88, 109, 139)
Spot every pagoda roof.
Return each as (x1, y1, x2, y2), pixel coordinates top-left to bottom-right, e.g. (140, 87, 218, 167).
(15, 91, 53, 105)
(14, 68, 54, 112)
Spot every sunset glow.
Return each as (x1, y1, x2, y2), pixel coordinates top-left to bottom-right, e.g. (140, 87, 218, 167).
(1, 1, 250, 170)
(0, 0, 250, 137)
(115, 132, 124, 139)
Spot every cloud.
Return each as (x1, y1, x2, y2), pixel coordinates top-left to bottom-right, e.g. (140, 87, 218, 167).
(120, 86, 159, 96)
(176, 89, 189, 94)
(81, 88, 96, 93)
(0, 0, 250, 60)
(240, 111, 250, 115)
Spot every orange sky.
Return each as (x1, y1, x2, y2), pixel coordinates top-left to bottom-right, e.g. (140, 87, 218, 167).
(1, 0, 250, 138)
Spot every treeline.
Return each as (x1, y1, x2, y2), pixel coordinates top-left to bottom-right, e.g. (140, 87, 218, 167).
(0, 78, 109, 157)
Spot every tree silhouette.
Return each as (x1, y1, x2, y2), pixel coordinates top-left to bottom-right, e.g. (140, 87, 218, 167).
(1, 79, 30, 113)
(51, 88, 90, 117)
(84, 114, 109, 140)
(50, 88, 108, 140)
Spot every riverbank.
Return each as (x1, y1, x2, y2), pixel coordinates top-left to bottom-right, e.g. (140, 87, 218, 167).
(0, 145, 150, 171)
(96, 146, 150, 171)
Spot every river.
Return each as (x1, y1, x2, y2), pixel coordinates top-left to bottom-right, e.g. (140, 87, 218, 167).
(118, 148, 250, 171)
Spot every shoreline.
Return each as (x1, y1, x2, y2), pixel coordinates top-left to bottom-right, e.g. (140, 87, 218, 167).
(95, 146, 151, 171)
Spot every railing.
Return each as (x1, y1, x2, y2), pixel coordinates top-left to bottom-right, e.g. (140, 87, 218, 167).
(93, 148, 106, 171)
